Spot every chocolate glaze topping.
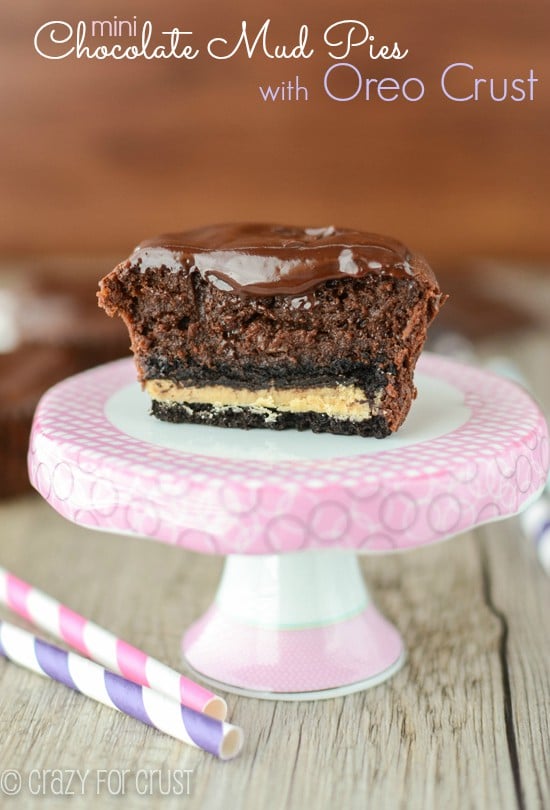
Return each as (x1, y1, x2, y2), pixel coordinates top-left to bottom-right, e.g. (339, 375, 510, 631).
(131, 223, 431, 297)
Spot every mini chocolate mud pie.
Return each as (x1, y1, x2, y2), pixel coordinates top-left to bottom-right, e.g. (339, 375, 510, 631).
(98, 224, 445, 437)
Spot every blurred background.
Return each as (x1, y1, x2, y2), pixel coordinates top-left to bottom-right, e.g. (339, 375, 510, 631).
(1, 0, 549, 261)
(1, 0, 549, 496)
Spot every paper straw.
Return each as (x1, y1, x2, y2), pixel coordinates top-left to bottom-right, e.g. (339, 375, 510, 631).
(0, 567, 226, 720)
(520, 495, 550, 574)
(0, 620, 242, 760)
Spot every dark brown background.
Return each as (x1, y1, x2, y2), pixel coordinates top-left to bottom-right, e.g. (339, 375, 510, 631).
(1, 0, 549, 267)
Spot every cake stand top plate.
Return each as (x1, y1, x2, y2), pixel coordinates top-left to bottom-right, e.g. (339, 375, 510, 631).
(28, 353, 549, 555)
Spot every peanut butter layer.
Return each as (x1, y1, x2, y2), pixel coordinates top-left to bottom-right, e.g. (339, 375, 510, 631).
(145, 380, 383, 422)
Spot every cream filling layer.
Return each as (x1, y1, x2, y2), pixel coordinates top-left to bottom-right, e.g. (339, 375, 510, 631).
(145, 380, 382, 422)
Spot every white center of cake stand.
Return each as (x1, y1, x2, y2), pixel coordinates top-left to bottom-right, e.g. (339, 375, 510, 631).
(183, 550, 405, 700)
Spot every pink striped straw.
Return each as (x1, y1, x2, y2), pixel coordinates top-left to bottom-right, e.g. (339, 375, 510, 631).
(0, 566, 227, 720)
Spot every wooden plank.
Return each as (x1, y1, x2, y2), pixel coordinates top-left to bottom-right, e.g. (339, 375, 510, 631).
(0, 496, 537, 809)
(2, 2, 550, 261)
(479, 517, 550, 810)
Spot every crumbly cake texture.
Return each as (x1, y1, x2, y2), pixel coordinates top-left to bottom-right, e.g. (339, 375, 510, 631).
(98, 224, 446, 437)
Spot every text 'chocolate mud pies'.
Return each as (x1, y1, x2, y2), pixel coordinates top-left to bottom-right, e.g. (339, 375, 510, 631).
(98, 223, 446, 437)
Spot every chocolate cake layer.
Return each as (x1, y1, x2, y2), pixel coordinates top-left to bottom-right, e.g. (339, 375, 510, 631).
(98, 223, 446, 436)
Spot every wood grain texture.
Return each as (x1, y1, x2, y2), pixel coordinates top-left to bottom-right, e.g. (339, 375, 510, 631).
(1, 500, 548, 809)
(0, 304, 548, 808)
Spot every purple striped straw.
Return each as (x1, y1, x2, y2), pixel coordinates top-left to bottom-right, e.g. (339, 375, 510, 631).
(0, 620, 243, 760)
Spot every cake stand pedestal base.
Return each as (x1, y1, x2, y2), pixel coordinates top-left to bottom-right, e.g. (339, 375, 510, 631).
(183, 550, 405, 700)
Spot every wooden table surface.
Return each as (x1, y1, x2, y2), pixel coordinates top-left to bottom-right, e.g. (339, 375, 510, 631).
(0, 267, 549, 809)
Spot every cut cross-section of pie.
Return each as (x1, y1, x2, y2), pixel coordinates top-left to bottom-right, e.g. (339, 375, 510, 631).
(98, 223, 446, 437)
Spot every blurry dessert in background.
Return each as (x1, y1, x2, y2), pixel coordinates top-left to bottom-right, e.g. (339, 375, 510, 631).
(0, 264, 128, 498)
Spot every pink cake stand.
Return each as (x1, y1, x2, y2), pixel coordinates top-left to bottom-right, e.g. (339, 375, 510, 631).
(28, 354, 549, 700)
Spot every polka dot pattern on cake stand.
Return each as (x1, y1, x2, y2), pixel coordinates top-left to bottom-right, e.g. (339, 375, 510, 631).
(28, 353, 549, 555)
